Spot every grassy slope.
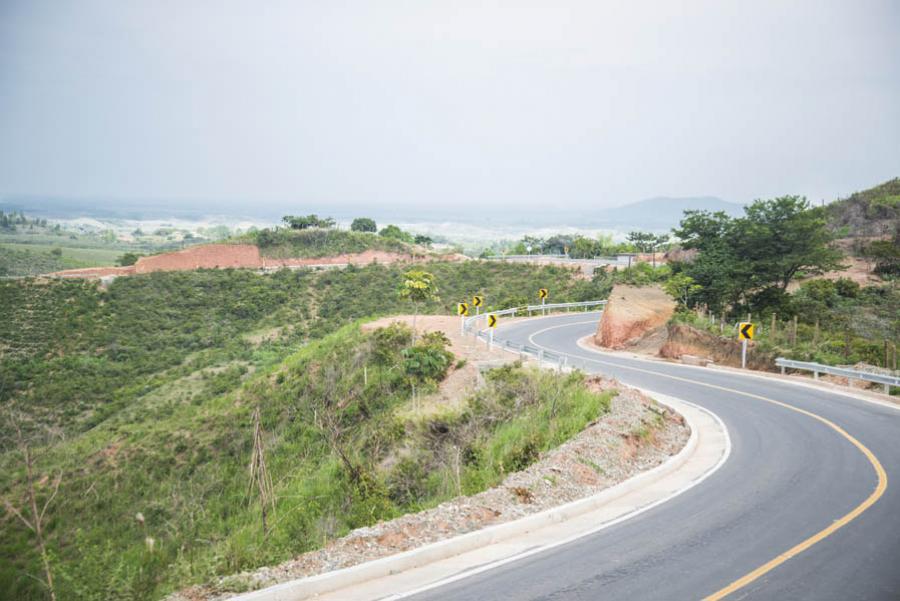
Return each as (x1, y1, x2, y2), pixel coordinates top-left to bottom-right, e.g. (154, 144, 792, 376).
(0, 262, 612, 600)
(0, 226, 203, 276)
(0, 242, 124, 265)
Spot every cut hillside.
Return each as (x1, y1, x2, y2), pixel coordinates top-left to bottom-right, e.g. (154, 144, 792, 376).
(53, 230, 442, 278)
(595, 284, 675, 352)
(659, 323, 775, 370)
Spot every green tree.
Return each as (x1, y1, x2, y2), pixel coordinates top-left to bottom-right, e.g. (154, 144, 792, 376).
(734, 196, 843, 290)
(663, 273, 701, 308)
(379, 224, 414, 243)
(350, 217, 377, 232)
(116, 252, 142, 266)
(673, 196, 845, 314)
(414, 234, 433, 246)
(398, 270, 438, 341)
(282, 214, 336, 230)
(626, 231, 657, 253)
(864, 227, 900, 276)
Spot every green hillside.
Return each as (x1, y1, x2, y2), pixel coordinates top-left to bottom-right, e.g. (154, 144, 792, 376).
(0, 262, 611, 600)
(233, 227, 431, 260)
(826, 177, 900, 238)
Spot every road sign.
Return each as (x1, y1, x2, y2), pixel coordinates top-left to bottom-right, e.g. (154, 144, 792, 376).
(538, 288, 549, 299)
(457, 302, 469, 316)
(472, 295, 484, 308)
(739, 322, 754, 340)
(487, 314, 497, 328)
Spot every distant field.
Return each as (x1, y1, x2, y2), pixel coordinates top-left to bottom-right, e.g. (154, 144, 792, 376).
(0, 241, 121, 266)
(0, 241, 122, 276)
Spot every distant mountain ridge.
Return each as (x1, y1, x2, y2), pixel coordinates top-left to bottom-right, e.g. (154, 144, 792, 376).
(593, 196, 745, 230)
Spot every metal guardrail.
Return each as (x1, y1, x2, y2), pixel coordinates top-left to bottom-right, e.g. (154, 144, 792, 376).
(461, 300, 606, 369)
(485, 254, 568, 260)
(775, 358, 899, 394)
(462, 300, 606, 335)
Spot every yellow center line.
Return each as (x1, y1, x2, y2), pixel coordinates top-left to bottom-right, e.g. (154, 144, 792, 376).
(522, 321, 889, 600)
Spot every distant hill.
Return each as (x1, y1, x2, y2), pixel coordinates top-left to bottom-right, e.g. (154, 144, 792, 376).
(595, 196, 745, 230)
(825, 177, 900, 238)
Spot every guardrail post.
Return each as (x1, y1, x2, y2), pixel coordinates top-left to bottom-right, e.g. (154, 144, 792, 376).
(780, 365, 785, 375)
(886, 383, 891, 395)
(813, 370, 819, 380)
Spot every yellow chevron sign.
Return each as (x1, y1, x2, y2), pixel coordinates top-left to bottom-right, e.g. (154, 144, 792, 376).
(472, 295, 484, 307)
(487, 314, 497, 328)
(457, 302, 469, 316)
(739, 322, 755, 340)
(539, 288, 549, 299)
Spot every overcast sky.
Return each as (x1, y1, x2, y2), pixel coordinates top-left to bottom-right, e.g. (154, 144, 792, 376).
(1, 0, 898, 215)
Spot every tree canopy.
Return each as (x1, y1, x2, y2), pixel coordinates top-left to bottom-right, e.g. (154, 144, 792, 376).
(282, 214, 336, 230)
(350, 217, 377, 232)
(379, 224, 414, 243)
(672, 196, 844, 312)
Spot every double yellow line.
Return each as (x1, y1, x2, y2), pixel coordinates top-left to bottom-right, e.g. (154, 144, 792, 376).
(525, 320, 888, 599)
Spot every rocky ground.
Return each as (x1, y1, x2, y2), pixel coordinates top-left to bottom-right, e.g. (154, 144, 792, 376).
(170, 317, 690, 601)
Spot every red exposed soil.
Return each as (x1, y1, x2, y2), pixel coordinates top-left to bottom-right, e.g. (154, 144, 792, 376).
(52, 265, 135, 278)
(49, 244, 450, 279)
(262, 249, 421, 268)
(596, 284, 675, 350)
(659, 323, 775, 370)
(134, 244, 261, 273)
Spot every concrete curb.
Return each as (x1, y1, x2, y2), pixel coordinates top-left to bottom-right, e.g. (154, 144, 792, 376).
(231, 391, 729, 600)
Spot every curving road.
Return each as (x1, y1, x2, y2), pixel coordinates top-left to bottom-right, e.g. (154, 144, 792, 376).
(407, 312, 900, 601)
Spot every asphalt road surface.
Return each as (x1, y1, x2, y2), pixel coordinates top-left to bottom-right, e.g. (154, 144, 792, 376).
(407, 312, 900, 601)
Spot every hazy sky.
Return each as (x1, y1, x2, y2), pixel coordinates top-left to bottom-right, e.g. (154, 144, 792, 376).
(1, 0, 898, 214)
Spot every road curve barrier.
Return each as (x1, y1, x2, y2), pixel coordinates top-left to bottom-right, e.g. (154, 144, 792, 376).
(462, 300, 606, 368)
(775, 357, 899, 394)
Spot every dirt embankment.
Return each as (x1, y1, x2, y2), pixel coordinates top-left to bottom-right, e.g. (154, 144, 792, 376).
(595, 284, 675, 352)
(659, 323, 775, 370)
(49, 244, 450, 279)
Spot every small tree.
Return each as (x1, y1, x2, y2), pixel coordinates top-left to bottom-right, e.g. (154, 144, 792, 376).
(379, 224, 414, 243)
(116, 252, 142, 266)
(663, 273, 702, 308)
(247, 406, 275, 537)
(414, 234, 433, 247)
(626, 231, 657, 253)
(351, 217, 377, 232)
(398, 270, 438, 342)
(3, 414, 61, 601)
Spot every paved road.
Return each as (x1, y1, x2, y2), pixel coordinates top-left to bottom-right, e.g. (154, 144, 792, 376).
(408, 312, 900, 601)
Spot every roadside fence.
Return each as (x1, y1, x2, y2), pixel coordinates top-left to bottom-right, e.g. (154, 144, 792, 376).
(775, 358, 900, 394)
